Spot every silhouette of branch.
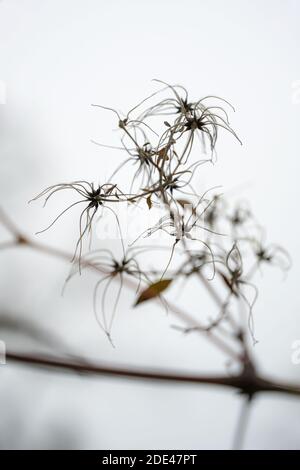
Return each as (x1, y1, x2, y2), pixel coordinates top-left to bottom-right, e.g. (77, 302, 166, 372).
(0, 208, 241, 362)
(232, 396, 253, 450)
(5, 351, 300, 398)
(1, 210, 300, 453)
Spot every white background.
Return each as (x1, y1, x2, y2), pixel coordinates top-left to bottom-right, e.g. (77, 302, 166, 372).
(0, 0, 300, 449)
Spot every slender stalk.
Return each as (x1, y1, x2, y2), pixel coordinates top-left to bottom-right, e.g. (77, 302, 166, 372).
(232, 396, 252, 450)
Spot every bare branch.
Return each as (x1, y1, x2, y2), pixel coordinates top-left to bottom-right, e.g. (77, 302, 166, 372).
(5, 351, 300, 399)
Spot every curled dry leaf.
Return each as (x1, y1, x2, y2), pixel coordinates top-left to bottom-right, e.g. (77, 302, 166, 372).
(134, 279, 173, 306)
(146, 195, 152, 210)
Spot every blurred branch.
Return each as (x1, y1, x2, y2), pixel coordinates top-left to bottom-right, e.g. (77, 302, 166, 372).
(1, 207, 300, 455)
(0, 208, 241, 362)
(2, 209, 300, 399)
(0, 312, 65, 350)
(5, 351, 300, 398)
(232, 396, 253, 450)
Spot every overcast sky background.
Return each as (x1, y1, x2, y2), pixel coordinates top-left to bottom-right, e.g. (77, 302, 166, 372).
(0, 0, 300, 449)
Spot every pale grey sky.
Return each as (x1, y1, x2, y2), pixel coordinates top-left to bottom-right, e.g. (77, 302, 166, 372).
(0, 0, 300, 449)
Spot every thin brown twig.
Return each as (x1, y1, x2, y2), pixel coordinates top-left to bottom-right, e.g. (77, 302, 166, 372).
(5, 351, 300, 398)
(232, 396, 252, 450)
(0, 207, 241, 362)
(2, 212, 300, 400)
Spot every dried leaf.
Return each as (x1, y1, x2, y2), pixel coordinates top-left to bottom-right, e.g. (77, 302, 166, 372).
(146, 195, 152, 210)
(135, 279, 172, 306)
